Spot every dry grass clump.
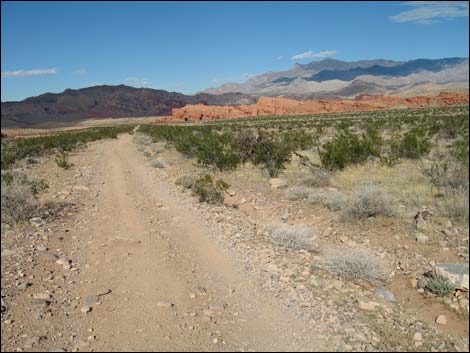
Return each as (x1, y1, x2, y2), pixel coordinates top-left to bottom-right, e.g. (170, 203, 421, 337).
(268, 223, 319, 251)
(320, 249, 388, 283)
(1, 175, 40, 224)
(175, 175, 195, 189)
(286, 186, 312, 201)
(150, 159, 165, 169)
(439, 187, 469, 223)
(306, 189, 348, 211)
(344, 184, 396, 219)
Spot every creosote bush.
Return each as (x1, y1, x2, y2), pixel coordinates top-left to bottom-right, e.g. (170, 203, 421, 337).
(320, 249, 388, 283)
(268, 223, 318, 250)
(192, 174, 229, 205)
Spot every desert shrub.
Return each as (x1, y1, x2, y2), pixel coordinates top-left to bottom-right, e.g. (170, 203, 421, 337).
(424, 152, 468, 194)
(286, 186, 312, 201)
(452, 136, 469, 166)
(251, 136, 292, 177)
(320, 130, 381, 170)
(192, 174, 229, 204)
(235, 130, 259, 162)
(195, 132, 240, 171)
(282, 129, 315, 150)
(2, 170, 48, 195)
(345, 185, 396, 219)
(425, 272, 455, 296)
(150, 159, 164, 168)
(390, 129, 431, 160)
(1, 175, 41, 224)
(293, 169, 331, 188)
(439, 187, 469, 223)
(307, 189, 348, 211)
(175, 175, 195, 189)
(1, 125, 134, 170)
(144, 151, 151, 158)
(55, 153, 73, 170)
(268, 223, 318, 250)
(320, 249, 387, 283)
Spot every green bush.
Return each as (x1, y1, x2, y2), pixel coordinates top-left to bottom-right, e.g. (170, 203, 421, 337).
(425, 272, 455, 296)
(251, 135, 292, 177)
(390, 129, 431, 160)
(319, 130, 381, 170)
(192, 174, 229, 204)
(1, 125, 134, 170)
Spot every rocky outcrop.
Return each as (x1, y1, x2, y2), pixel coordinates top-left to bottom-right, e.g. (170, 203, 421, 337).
(171, 92, 469, 122)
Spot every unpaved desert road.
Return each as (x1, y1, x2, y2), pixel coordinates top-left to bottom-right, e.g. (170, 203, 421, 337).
(74, 134, 327, 352)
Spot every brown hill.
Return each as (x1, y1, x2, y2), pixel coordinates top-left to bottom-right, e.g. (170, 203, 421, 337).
(171, 92, 469, 122)
(1, 85, 256, 128)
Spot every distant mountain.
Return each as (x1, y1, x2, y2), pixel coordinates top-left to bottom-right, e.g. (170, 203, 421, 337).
(1, 85, 256, 127)
(203, 57, 469, 98)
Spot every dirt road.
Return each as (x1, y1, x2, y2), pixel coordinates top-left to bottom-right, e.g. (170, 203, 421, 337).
(75, 134, 327, 351)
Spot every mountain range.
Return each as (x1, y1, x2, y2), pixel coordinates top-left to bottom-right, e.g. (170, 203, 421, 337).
(1, 85, 255, 128)
(203, 57, 469, 99)
(1, 57, 468, 128)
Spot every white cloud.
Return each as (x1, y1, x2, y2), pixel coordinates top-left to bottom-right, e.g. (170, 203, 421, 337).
(291, 50, 336, 60)
(1, 68, 57, 78)
(73, 69, 88, 76)
(390, 1, 469, 24)
(125, 77, 150, 86)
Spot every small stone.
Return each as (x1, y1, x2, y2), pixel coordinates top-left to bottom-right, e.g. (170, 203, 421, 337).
(86, 335, 95, 342)
(157, 301, 174, 308)
(81, 306, 92, 314)
(212, 338, 219, 344)
(374, 288, 396, 303)
(358, 298, 379, 311)
(415, 232, 429, 243)
(416, 216, 427, 231)
(435, 314, 447, 325)
(413, 332, 423, 341)
(1, 249, 16, 257)
(209, 303, 226, 311)
(83, 295, 101, 307)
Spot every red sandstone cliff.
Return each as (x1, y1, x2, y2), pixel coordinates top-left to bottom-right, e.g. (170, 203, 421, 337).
(171, 92, 469, 122)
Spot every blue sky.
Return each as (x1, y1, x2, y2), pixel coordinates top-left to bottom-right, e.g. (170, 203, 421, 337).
(1, 1, 468, 101)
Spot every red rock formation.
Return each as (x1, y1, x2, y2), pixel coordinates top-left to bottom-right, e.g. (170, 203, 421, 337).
(171, 92, 469, 122)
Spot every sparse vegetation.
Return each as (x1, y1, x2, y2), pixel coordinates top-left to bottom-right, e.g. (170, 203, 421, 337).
(425, 272, 455, 296)
(306, 189, 347, 211)
(320, 249, 388, 283)
(150, 159, 165, 168)
(175, 174, 195, 189)
(1, 172, 41, 223)
(344, 184, 396, 219)
(1, 125, 134, 170)
(192, 174, 229, 204)
(286, 186, 312, 201)
(268, 223, 318, 250)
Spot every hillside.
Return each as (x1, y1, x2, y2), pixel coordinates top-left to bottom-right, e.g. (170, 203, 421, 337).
(0, 85, 256, 128)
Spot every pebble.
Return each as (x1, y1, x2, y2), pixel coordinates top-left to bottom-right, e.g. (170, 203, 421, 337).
(157, 301, 174, 308)
(415, 233, 429, 243)
(81, 306, 92, 314)
(435, 314, 447, 325)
